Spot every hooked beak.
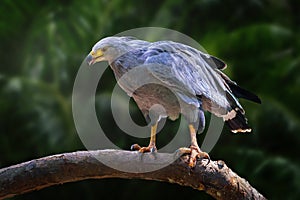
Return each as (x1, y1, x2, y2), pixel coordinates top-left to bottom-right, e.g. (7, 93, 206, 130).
(86, 49, 104, 66)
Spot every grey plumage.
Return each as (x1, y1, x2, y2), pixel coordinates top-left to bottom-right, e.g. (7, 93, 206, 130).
(87, 36, 261, 133)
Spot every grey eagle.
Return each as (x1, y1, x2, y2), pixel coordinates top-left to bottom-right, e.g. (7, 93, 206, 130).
(87, 36, 261, 167)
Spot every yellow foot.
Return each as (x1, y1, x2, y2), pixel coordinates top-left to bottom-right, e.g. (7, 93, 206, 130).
(177, 146, 210, 167)
(131, 144, 157, 153)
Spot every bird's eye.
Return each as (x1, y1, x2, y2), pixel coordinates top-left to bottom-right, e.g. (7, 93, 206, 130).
(102, 46, 108, 52)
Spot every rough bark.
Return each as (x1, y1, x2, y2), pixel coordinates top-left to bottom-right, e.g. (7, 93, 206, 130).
(0, 150, 266, 200)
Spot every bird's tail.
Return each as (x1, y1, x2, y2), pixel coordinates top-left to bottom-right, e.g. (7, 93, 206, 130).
(217, 71, 261, 133)
(223, 91, 252, 133)
(218, 70, 261, 104)
(225, 109, 251, 133)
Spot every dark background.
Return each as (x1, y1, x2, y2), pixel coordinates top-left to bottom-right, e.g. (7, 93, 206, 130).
(1, 0, 300, 199)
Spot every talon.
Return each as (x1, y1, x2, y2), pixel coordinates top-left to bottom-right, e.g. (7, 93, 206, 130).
(176, 146, 210, 168)
(196, 150, 210, 159)
(131, 144, 141, 151)
(205, 157, 211, 166)
(189, 147, 209, 167)
(131, 144, 157, 153)
(175, 147, 191, 157)
(150, 146, 157, 153)
(131, 123, 158, 154)
(138, 147, 148, 153)
(197, 151, 210, 166)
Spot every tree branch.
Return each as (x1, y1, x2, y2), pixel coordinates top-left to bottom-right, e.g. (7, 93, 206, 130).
(0, 150, 266, 200)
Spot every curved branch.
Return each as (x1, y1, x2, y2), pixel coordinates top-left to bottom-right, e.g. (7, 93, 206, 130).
(0, 150, 266, 200)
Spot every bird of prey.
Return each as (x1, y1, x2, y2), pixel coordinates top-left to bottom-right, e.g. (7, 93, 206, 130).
(87, 36, 261, 167)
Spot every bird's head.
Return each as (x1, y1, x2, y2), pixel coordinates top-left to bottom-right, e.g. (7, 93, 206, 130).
(87, 36, 133, 66)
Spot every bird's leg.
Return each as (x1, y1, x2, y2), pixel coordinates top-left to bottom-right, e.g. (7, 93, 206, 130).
(131, 122, 157, 153)
(178, 124, 210, 167)
(189, 124, 210, 167)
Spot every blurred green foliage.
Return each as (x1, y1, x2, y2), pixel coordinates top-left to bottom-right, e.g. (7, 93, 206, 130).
(1, 0, 300, 199)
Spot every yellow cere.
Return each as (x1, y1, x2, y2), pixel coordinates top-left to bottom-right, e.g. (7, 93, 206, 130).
(90, 49, 103, 58)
